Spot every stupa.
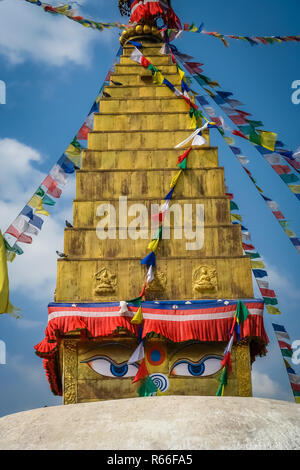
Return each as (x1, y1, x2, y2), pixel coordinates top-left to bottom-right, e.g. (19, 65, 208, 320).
(35, 0, 268, 404)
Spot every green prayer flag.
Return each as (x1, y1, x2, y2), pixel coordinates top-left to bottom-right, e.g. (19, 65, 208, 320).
(126, 296, 142, 306)
(280, 174, 299, 184)
(263, 297, 278, 306)
(236, 300, 249, 323)
(247, 120, 264, 128)
(42, 194, 56, 206)
(279, 220, 289, 229)
(218, 366, 228, 386)
(216, 383, 223, 397)
(230, 201, 239, 210)
(249, 129, 261, 146)
(138, 376, 158, 397)
(178, 158, 187, 170)
(35, 186, 45, 198)
(3, 239, 23, 255)
(71, 137, 82, 149)
(154, 226, 163, 240)
(281, 349, 293, 358)
(245, 252, 260, 259)
(147, 64, 157, 75)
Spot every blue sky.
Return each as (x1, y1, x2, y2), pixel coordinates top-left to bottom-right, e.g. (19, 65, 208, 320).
(0, 0, 299, 416)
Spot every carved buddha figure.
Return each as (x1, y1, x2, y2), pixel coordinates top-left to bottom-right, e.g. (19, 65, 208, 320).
(193, 266, 218, 294)
(94, 267, 117, 296)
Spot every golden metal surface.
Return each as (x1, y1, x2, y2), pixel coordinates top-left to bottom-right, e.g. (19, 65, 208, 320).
(58, 42, 255, 402)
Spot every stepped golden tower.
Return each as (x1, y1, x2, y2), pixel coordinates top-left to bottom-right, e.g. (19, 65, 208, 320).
(36, 21, 268, 404)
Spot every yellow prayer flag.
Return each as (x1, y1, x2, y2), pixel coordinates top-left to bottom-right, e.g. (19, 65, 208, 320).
(284, 229, 296, 238)
(177, 67, 185, 81)
(266, 305, 281, 315)
(295, 397, 300, 404)
(0, 231, 19, 316)
(131, 307, 143, 325)
(28, 195, 43, 210)
(190, 114, 197, 129)
(259, 131, 277, 151)
(35, 208, 50, 217)
(224, 136, 235, 145)
(288, 185, 300, 194)
(152, 71, 164, 86)
(251, 260, 265, 269)
(230, 213, 242, 222)
(147, 239, 159, 252)
(65, 144, 81, 157)
(170, 170, 183, 189)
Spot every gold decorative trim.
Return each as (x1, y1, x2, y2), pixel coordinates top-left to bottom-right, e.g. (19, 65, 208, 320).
(63, 339, 78, 405)
(120, 24, 162, 46)
(235, 342, 252, 397)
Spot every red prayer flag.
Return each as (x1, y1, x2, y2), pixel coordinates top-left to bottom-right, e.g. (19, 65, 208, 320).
(271, 165, 292, 175)
(278, 340, 292, 351)
(77, 123, 91, 141)
(229, 114, 248, 125)
(6, 225, 19, 239)
(141, 56, 151, 68)
(232, 129, 248, 140)
(132, 359, 148, 383)
(242, 243, 255, 251)
(18, 233, 32, 244)
(273, 211, 285, 220)
(235, 109, 252, 117)
(260, 288, 276, 298)
(42, 175, 62, 199)
(177, 147, 192, 164)
(221, 351, 232, 374)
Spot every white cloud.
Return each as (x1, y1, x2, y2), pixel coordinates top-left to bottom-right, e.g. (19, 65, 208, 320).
(0, 137, 75, 302)
(252, 371, 283, 399)
(9, 354, 44, 385)
(0, 0, 114, 66)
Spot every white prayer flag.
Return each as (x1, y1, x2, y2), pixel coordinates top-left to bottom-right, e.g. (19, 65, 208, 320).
(130, 47, 143, 64)
(128, 342, 145, 364)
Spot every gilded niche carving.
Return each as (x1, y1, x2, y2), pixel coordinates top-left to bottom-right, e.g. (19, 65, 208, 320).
(94, 267, 117, 296)
(193, 266, 217, 294)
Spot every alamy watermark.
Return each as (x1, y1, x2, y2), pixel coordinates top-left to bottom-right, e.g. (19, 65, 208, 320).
(292, 340, 300, 365)
(95, 197, 205, 251)
(0, 340, 6, 365)
(291, 80, 300, 105)
(0, 80, 6, 105)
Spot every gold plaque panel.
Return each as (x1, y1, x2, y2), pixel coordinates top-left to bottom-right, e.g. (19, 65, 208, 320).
(62, 337, 252, 404)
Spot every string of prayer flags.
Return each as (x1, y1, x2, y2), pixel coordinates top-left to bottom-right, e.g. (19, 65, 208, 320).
(168, 47, 300, 254)
(24, 1, 300, 49)
(272, 324, 300, 404)
(170, 43, 300, 199)
(216, 301, 249, 396)
(227, 195, 300, 399)
(3, 49, 122, 260)
(24, 0, 131, 32)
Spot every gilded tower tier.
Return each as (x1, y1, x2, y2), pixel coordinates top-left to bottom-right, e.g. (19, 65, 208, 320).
(36, 40, 268, 403)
